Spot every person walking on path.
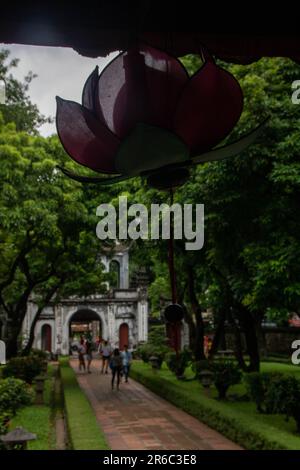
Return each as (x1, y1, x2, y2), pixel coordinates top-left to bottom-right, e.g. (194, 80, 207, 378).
(98, 339, 112, 374)
(121, 345, 132, 383)
(78, 338, 86, 372)
(110, 348, 123, 390)
(85, 337, 93, 374)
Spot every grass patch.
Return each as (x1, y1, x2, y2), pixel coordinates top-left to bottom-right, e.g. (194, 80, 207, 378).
(131, 361, 300, 450)
(59, 357, 109, 450)
(9, 364, 56, 450)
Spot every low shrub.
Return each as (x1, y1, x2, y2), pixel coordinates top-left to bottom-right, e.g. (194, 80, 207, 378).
(165, 348, 192, 378)
(210, 360, 242, 399)
(136, 324, 172, 368)
(0, 410, 11, 438)
(30, 349, 49, 360)
(244, 372, 283, 413)
(147, 325, 167, 345)
(136, 343, 151, 363)
(266, 375, 300, 433)
(0, 377, 34, 415)
(136, 343, 170, 368)
(3, 355, 44, 383)
(0, 377, 34, 447)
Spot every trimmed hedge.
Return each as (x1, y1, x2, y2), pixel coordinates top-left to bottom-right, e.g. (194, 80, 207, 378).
(131, 361, 300, 450)
(59, 357, 109, 450)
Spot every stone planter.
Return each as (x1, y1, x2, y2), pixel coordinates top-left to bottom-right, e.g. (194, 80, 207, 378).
(199, 369, 214, 388)
(149, 356, 162, 370)
(0, 426, 36, 450)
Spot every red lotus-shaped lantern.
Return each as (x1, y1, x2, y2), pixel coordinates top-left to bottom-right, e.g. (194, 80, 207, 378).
(56, 44, 265, 190)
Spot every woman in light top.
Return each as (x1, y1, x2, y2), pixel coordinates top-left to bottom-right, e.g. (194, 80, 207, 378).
(98, 339, 112, 374)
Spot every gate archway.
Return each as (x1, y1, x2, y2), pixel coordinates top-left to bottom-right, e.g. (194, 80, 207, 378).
(68, 309, 103, 353)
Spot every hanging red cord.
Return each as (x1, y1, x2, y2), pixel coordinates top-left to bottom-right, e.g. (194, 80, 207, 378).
(168, 187, 177, 304)
(166, 187, 181, 355)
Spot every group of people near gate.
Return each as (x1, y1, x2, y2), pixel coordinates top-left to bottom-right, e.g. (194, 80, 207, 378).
(76, 337, 132, 391)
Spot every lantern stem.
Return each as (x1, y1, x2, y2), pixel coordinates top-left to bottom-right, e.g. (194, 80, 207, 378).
(167, 187, 181, 356)
(168, 187, 177, 304)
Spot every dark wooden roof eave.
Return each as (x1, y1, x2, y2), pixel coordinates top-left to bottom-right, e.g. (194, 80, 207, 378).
(1, 26, 300, 64)
(1, 2, 300, 63)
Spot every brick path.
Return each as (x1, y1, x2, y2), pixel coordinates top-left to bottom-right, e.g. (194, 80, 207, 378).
(70, 359, 242, 450)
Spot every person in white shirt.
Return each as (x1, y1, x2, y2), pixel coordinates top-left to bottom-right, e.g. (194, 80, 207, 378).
(98, 340, 112, 374)
(121, 345, 132, 383)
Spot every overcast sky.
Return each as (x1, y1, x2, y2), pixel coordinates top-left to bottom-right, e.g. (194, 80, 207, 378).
(0, 43, 118, 136)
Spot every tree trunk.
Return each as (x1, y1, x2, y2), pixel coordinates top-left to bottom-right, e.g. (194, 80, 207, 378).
(255, 315, 267, 359)
(187, 265, 206, 360)
(182, 304, 197, 353)
(228, 309, 248, 371)
(237, 306, 260, 372)
(5, 321, 22, 358)
(209, 308, 227, 358)
(194, 313, 206, 360)
(22, 282, 61, 356)
(21, 309, 41, 356)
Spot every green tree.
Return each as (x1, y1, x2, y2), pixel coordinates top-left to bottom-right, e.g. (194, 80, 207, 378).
(0, 48, 51, 133)
(0, 116, 109, 357)
(177, 56, 300, 370)
(124, 56, 300, 370)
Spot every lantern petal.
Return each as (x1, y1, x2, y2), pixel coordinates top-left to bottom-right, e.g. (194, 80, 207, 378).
(97, 45, 188, 138)
(115, 123, 189, 176)
(138, 44, 188, 130)
(192, 119, 268, 164)
(173, 59, 243, 154)
(57, 166, 131, 185)
(56, 97, 120, 174)
(82, 66, 99, 115)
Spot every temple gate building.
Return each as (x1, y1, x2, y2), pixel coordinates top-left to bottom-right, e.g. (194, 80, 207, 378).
(21, 246, 148, 354)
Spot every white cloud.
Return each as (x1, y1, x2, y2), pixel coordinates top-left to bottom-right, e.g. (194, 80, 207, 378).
(0, 43, 117, 136)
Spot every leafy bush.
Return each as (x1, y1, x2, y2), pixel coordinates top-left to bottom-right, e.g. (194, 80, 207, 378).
(3, 355, 44, 384)
(30, 349, 48, 360)
(0, 377, 34, 418)
(265, 375, 300, 433)
(147, 325, 167, 344)
(0, 410, 11, 438)
(136, 326, 171, 369)
(165, 348, 192, 378)
(137, 343, 170, 368)
(0, 377, 34, 449)
(210, 360, 242, 399)
(136, 344, 151, 363)
(244, 372, 283, 413)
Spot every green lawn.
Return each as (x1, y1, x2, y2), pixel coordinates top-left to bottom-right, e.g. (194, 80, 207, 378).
(59, 357, 109, 450)
(9, 364, 56, 450)
(131, 360, 300, 450)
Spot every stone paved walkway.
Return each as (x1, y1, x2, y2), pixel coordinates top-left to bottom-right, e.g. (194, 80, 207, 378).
(70, 359, 242, 450)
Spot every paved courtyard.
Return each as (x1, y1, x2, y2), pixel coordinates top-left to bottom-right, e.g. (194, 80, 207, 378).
(70, 359, 242, 450)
